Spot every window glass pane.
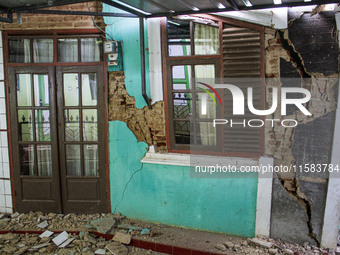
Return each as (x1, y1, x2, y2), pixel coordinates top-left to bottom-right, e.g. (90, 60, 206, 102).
(9, 39, 31, 63)
(194, 65, 215, 81)
(37, 145, 52, 176)
(66, 145, 81, 176)
(197, 122, 216, 146)
(58, 38, 78, 62)
(81, 38, 103, 62)
(18, 110, 33, 141)
(173, 93, 192, 119)
(83, 109, 97, 141)
(35, 110, 50, 141)
(33, 39, 53, 63)
(172, 65, 191, 90)
(82, 73, 97, 106)
(64, 73, 79, 106)
(17, 74, 32, 106)
(167, 19, 191, 56)
(194, 23, 219, 55)
(174, 121, 192, 144)
(65, 109, 80, 141)
(34, 74, 49, 106)
(196, 92, 216, 119)
(84, 144, 98, 176)
(19, 145, 34, 176)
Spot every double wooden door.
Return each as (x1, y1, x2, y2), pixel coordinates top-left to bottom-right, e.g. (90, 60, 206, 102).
(9, 65, 107, 213)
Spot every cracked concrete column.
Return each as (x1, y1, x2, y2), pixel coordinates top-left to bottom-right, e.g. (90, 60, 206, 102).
(320, 10, 340, 250)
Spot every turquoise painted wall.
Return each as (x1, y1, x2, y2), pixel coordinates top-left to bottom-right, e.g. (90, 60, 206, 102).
(103, 4, 150, 109)
(104, 4, 258, 237)
(109, 121, 258, 237)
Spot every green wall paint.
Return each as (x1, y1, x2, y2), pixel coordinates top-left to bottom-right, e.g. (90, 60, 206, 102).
(109, 121, 258, 237)
(103, 4, 150, 109)
(104, 5, 258, 237)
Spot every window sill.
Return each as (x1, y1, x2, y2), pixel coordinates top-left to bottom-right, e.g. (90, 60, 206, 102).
(141, 151, 259, 167)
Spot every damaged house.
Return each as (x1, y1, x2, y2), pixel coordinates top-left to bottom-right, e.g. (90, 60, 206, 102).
(0, 0, 339, 251)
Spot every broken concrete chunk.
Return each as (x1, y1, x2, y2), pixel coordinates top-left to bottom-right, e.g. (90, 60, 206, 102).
(106, 242, 128, 255)
(90, 217, 116, 234)
(37, 220, 49, 229)
(112, 232, 131, 244)
(224, 241, 234, 249)
(52, 231, 69, 246)
(284, 248, 294, 255)
(46, 243, 57, 253)
(250, 238, 273, 248)
(0, 232, 18, 240)
(28, 242, 50, 251)
(13, 246, 29, 255)
(83, 232, 97, 244)
(215, 243, 227, 251)
(59, 237, 75, 248)
(94, 248, 106, 255)
(11, 212, 20, 218)
(39, 230, 54, 238)
(140, 228, 150, 235)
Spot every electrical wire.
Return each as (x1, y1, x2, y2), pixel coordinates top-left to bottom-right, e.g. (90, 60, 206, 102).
(87, 2, 115, 41)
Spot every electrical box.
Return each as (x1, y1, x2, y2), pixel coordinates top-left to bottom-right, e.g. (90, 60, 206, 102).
(104, 41, 123, 71)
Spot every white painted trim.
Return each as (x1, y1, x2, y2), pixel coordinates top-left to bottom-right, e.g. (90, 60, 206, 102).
(320, 14, 340, 249)
(255, 157, 274, 237)
(141, 151, 258, 168)
(147, 18, 163, 104)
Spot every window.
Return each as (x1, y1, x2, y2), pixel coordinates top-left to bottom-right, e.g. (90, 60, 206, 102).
(9, 35, 103, 63)
(163, 17, 264, 156)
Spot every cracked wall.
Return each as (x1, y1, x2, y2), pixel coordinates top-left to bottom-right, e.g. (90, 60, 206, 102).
(266, 10, 339, 245)
(108, 71, 167, 152)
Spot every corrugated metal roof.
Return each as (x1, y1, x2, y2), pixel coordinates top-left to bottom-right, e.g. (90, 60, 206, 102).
(0, 0, 338, 19)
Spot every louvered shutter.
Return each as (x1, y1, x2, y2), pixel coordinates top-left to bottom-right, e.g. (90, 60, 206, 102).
(223, 25, 262, 154)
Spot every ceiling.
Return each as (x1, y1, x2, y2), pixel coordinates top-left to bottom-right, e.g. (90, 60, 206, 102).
(0, 0, 338, 20)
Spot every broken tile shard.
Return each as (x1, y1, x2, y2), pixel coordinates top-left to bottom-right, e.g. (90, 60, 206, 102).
(140, 228, 150, 235)
(52, 231, 69, 246)
(39, 230, 54, 238)
(59, 237, 75, 248)
(94, 248, 106, 255)
(112, 232, 131, 244)
(37, 220, 49, 229)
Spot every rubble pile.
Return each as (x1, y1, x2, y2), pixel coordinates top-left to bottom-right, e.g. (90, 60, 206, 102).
(0, 212, 158, 255)
(216, 236, 336, 255)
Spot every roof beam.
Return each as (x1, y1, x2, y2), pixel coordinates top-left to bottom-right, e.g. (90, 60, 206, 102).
(20, 9, 138, 17)
(225, 0, 240, 10)
(147, 0, 338, 17)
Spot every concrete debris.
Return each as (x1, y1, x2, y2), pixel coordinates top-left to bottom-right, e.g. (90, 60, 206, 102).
(215, 243, 227, 251)
(250, 237, 274, 248)
(112, 231, 132, 244)
(90, 217, 116, 234)
(10, 212, 20, 219)
(106, 242, 129, 255)
(82, 232, 97, 244)
(218, 235, 335, 255)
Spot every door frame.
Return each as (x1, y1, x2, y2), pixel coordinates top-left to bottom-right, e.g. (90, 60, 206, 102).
(3, 30, 110, 213)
